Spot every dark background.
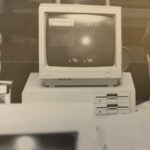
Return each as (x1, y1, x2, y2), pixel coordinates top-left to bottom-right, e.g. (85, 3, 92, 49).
(0, 0, 150, 103)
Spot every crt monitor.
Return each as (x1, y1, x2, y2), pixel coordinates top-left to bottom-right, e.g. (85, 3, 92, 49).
(39, 4, 122, 86)
(0, 104, 96, 150)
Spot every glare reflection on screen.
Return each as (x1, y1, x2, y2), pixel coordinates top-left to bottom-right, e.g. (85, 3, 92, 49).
(14, 136, 37, 150)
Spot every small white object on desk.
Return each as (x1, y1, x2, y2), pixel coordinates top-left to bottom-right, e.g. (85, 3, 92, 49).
(0, 81, 13, 104)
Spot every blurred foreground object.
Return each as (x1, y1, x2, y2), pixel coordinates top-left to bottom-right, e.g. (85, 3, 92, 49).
(142, 21, 150, 88)
(0, 33, 2, 73)
(0, 33, 2, 45)
(143, 21, 150, 54)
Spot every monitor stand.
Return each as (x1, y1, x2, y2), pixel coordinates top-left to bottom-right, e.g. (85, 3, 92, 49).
(22, 72, 135, 115)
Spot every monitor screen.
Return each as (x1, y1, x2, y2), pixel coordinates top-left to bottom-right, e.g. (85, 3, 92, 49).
(46, 13, 115, 67)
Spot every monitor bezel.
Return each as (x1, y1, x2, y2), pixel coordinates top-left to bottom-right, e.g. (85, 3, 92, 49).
(39, 4, 122, 79)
